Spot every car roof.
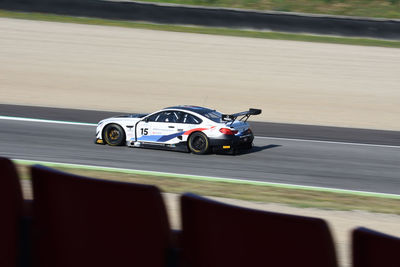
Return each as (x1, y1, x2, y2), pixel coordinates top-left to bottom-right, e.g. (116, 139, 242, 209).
(163, 105, 218, 115)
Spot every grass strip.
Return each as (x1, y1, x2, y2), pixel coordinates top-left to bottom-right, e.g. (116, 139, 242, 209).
(130, 0, 400, 19)
(1, 9, 400, 48)
(16, 162, 400, 215)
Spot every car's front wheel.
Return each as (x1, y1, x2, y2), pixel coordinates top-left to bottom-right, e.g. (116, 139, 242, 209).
(188, 132, 210, 155)
(103, 124, 125, 146)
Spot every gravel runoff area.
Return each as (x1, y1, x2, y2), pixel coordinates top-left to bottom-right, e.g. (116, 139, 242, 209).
(20, 180, 400, 267)
(1, 17, 400, 131)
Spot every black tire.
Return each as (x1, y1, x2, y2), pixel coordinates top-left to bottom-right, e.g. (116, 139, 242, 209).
(103, 124, 126, 146)
(188, 132, 210, 155)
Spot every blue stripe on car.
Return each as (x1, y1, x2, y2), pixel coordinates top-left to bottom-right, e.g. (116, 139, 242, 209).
(136, 131, 185, 142)
(157, 132, 185, 142)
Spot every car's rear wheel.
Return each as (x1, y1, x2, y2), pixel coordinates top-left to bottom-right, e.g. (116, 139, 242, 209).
(103, 124, 125, 146)
(188, 132, 210, 155)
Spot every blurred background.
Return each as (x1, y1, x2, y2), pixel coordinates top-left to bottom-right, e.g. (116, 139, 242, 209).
(0, 0, 399, 266)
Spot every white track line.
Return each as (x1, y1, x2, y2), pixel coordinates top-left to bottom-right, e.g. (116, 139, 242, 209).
(1, 115, 399, 148)
(0, 115, 96, 126)
(256, 136, 400, 149)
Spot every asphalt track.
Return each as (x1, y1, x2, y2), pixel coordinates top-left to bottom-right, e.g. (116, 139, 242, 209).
(1, 104, 400, 146)
(0, 105, 399, 195)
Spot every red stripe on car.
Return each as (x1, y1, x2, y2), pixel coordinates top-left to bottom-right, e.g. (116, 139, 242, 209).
(183, 128, 208, 135)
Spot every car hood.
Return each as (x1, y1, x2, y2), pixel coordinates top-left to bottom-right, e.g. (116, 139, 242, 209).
(113, 113, 148, 119)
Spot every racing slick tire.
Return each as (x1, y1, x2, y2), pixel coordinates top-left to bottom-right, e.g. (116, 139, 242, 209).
(103, 124, 126, 146)
(188, 132, 210, 155)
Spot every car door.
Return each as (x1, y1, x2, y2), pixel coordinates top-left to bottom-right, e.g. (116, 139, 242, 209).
(136, 110, 203, 144)
(135, 111, 178, 143)
(135, 111, 162, 143)
(151, 110, 201, 145)
(151, 110, 179, 143)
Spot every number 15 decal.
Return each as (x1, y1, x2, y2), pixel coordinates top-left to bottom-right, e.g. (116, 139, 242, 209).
(141, 128, 149, 135)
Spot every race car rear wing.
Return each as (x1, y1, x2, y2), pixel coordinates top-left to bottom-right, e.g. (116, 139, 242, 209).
(222, 108, 262, 125)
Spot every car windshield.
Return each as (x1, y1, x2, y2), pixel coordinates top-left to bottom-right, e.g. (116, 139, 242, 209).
(202, 110, 223, 123)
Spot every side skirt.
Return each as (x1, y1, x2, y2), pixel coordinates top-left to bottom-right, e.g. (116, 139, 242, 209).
(132, 141, 189, 152)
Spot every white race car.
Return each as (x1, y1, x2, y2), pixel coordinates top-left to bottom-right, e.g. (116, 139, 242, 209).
(95, 106, 261, 154)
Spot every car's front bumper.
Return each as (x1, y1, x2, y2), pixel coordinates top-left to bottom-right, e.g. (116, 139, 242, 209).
(94, 138, 105, 145)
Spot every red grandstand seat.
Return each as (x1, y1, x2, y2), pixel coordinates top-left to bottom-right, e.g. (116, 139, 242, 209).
(31, 165, 172, 267)
(352, 227, 400, 267)
(0, 157, 23, 267)
(181, 193, 338, 267)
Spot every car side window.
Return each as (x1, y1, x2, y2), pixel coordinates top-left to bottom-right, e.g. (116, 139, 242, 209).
(178, 112, 202, 124)
(146, 112, 162, 122)
(146, 111, 201, 124)
(171, 111, 180, 123)
(157, 112, 169, 122)
(147, 111, 179, 123)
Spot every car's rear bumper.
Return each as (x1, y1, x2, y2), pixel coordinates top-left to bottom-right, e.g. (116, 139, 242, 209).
(209, 133, 254, 151)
